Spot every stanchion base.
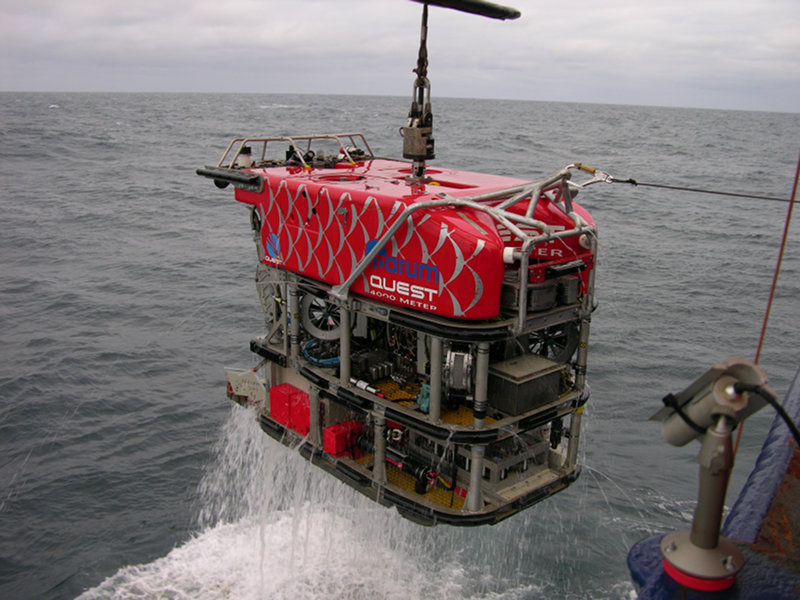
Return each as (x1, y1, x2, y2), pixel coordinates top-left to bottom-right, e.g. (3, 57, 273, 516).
(661, 530, 743, 591)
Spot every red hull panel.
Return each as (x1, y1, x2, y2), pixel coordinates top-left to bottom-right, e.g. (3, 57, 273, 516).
(235, 159, 593, 320)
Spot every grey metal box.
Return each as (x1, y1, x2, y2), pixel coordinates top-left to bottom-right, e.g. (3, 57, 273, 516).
(529, 281, 557, 310)
(558, 275, 580, 304)
(500, 278, 557, 312)
(488, 354, 562, 415)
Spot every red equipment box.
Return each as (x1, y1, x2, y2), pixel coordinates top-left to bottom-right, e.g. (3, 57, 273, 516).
(270, 383, 310, 436)
(324, 424, 350, 457)
(269, 383, 294, 426)
(289, 390, 310, 436)
(324, 420, 364, 458)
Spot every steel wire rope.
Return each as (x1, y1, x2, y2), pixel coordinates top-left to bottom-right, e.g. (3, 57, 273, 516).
(605, 159, 799, 453)
(607, 177, 791, 204)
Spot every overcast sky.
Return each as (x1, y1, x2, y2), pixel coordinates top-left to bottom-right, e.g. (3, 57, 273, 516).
(1, 0, 798, 112)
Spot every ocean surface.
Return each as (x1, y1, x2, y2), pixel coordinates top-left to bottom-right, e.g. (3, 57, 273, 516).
(1, 92, 798, 599)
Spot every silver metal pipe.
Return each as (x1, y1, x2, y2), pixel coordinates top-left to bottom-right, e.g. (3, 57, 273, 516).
(373, 412, 387, 485)
(339, 307, 351, 384)
(466, 445, 485, 512)
(429, 336, 443, 421)
(309, 387, 322, 446)
(523, 185, 543, 219)
(289, 287, 300, 363)
(473, 342, 490, 428)
(495, 169, 570, 208)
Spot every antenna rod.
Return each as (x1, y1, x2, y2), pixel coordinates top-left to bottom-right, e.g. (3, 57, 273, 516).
(416, 3, 428, 108)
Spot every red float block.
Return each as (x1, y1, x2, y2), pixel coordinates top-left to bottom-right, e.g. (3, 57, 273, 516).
(324, 424, 350, 457)
(269, 383, 311, 436)
(323, 420, 365, 458)
(289, 390, 310, 436)
(269, 383, 295, 426)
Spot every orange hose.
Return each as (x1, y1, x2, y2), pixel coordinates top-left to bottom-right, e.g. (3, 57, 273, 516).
(734, 150, 800, 456)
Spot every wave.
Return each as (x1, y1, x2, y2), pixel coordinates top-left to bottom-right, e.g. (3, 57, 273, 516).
(78, 407, 551, 600)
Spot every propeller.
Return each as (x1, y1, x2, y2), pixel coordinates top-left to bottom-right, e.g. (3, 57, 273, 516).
(409, 0, 521, 21)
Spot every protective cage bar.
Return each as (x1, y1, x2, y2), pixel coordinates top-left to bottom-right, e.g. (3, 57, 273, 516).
(215, 133, 374, 171)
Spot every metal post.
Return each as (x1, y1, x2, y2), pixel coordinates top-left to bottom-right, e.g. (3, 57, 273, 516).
(691, 415, 734, 549)
(566, 408, 583, 469)
(289, 286, 300, 363)
(280, 279, 289, 358)
(309, 386, 322, 446)
(564, 253, 594, 466)
(336, 306, 350, 385)
(574, 318, 591, 390)
(466, 445, 485, 512)
(516, 250, 530, 334)
(429, 336, 442, 421)
(473, 342, 489, 428)
(373, 412, 387, 485)
(660, 414, 744, 589)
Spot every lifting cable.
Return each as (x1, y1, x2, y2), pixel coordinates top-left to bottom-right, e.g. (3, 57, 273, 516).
(607, 177, 791, 204)
(597, 154, 800, 454)
(734, 149, 800, 455)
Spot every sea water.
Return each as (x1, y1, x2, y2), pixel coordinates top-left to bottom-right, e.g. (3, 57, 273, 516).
(1, 92, 798, 599)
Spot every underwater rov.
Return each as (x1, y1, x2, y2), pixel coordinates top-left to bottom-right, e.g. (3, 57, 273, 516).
(198, 0, 610, 525)
(650, 358, 777, 591)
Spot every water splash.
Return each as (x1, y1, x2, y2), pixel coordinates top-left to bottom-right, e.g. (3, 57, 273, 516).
(78, 407, 553, 599)
(77, 405, 651, 599)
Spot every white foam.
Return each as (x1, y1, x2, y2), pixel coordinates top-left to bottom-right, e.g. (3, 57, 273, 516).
(79, 510, 470, 600)
(80, 406, 645, 599)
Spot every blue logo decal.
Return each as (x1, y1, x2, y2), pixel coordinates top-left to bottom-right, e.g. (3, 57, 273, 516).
(366, 240, 438, 283)
(265, 233, 281, 259)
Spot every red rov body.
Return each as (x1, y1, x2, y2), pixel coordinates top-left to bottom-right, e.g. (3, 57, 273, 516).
(199, 133, 601, 526)
(197, 0, 605, 528)
(228, 145, 594, 321)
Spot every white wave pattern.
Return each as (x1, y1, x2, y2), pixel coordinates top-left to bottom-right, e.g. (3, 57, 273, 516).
(78, 407, 546, 600)
(78, 514, 476, 600)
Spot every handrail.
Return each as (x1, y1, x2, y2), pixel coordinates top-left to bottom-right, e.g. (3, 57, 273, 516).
(217, 133, 374, 170)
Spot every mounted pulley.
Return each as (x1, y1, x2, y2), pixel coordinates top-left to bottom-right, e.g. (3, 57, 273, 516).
(403, 0, 520, 181)
(402, 1, 435, 178)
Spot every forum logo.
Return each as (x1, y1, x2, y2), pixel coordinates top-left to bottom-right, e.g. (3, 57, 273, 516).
(365, 240, 439, 284)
